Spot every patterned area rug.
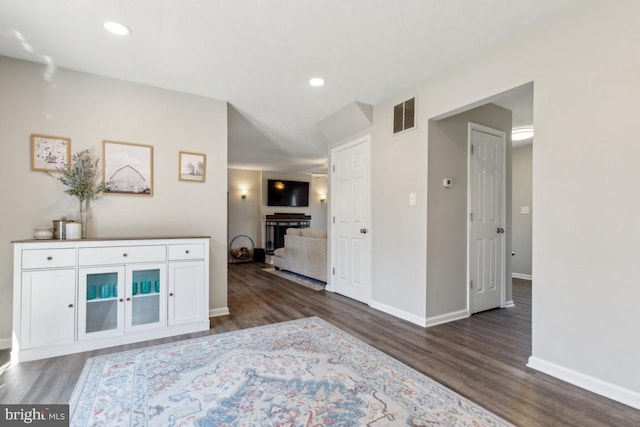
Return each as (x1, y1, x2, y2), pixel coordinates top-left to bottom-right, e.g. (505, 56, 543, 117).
(262, 267, 326, 291)
(69, 317, 512, 426)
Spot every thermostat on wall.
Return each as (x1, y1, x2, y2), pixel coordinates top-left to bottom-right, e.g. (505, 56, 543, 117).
(442, 178, 453, 188)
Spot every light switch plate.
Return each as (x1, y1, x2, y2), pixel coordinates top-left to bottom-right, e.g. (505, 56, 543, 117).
(409, 193, 417, 206)
(521, 206, 530, 214)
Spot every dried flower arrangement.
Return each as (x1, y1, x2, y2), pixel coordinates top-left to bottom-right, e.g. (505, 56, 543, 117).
(51, 150, 109, 238)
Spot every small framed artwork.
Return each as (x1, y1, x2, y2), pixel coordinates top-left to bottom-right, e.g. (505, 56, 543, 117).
(30, 134, 71, 172)
(179, 151, 206, 183)
(103, 140, 153, 196)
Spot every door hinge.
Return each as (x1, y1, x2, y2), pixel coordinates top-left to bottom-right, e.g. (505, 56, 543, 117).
(332, 267, 335, 275)
(332, 216, 335, 224)
(470, 145, 474, 155)
(469, 212, 473, 221)
(470, 279, 473, 289)
(332, 164, 335, 172)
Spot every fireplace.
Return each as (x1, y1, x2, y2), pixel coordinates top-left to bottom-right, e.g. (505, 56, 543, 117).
(265, 214, 311, 254)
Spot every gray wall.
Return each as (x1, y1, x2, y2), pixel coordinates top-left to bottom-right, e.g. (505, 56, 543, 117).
(369, 0, 640, 398)
(227, 168, 328, 252)
(427, 104, 512, 318)
(261, 171, 328, 230)
(511, 144, 532, 277)
(0, 56, 229, 343)
(228, 168, 262, 251)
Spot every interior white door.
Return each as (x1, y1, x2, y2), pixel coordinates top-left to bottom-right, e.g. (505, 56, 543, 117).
(330, 136, 371, 303)
(468, 123, 506, 314)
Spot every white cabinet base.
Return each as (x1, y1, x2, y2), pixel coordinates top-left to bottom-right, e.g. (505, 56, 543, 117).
(11, 320, 209, 363)
(12, 237, 210, 364)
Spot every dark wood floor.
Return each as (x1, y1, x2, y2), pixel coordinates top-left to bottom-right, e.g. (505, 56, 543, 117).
(1, 263, 639, 426)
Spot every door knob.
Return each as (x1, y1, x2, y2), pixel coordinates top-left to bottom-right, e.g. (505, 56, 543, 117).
(360, 228, 368, 234)
(497, 227, 505, 234)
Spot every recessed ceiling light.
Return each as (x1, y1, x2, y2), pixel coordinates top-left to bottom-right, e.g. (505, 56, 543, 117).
(309, 77, 325, 87)
(104, 21, 132, 36)
(512, 126, 534, 141)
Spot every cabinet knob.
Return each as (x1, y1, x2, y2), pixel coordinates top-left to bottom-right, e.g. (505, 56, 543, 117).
(123, 253, 128, 257)
(169, 292, 174, 296)
(119, 298, 124, 302)
(47, 256, 53, 261)
(185, 250, 190, 254)
(68, 303, 73, 308)
(126, 297, 131, 301)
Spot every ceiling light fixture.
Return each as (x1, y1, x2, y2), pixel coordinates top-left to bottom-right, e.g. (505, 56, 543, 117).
(309, 77, 325, 87)
(512, 126, 534, 141)
(104, 21, 132, 36)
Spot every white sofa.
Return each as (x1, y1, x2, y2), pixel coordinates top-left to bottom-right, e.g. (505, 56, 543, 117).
(273, 228, 327, 282)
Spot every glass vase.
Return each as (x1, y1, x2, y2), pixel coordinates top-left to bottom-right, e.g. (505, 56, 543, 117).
(77, 200, 88, 239)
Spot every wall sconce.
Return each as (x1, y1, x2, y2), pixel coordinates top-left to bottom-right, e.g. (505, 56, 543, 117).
(241, 189, 248, 199)
(320, 193, 326, 203)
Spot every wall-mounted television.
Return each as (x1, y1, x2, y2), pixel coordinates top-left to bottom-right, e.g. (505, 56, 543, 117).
(267, 179, 309, 207)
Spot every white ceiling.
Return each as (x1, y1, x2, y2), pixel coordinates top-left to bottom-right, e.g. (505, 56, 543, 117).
(0, 0, 571, 173)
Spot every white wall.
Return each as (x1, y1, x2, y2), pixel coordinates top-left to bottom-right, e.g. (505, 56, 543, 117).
(0, 56, 229, 342)
(512, 144, 532, 277)
(371, 0, 640, 405)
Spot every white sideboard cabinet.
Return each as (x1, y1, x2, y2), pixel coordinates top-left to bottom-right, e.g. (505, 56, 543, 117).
(12, 237, 210, 363)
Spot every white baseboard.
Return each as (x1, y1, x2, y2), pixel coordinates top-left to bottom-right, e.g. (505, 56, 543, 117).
(527, 356, 640, 410)
(0, 337, 11, 350)
(369, 300, 427, 327)
(504, 300, 515, 308)
(512, 273, 532, 280)
(425, 309, 469, 327)
(209, 307, 230, 317)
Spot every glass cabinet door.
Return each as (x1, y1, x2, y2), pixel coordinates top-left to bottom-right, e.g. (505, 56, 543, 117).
(126, 263, 166, 332)
(79, 266, 125, 340)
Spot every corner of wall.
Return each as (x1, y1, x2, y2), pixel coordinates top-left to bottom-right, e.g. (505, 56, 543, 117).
(369, 299, 427, 327)
(527, 356, 640, 410)
(0, 336, 11, 350)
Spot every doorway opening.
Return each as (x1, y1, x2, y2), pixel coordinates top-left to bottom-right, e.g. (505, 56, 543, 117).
(426, 82, 533, 323)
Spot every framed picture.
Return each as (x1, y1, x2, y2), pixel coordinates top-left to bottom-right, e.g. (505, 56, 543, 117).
(179, 151, 206, 183)
(30, 134, 71, 172)
(103, 140, 153, 196)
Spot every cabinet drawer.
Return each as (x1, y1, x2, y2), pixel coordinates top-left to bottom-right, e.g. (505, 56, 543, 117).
(168, 243, 205, 260)
(22, 249, 76, 269)
(79, 245, 166, 265)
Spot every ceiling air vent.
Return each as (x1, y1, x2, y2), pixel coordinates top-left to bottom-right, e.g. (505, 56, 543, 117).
(393, 97, 415, 134)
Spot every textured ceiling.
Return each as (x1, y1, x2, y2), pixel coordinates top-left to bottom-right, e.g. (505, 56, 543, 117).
(0, 0, 573, 172)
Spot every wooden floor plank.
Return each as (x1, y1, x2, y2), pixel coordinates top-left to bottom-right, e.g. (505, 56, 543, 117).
(1, 264, 638, 426)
